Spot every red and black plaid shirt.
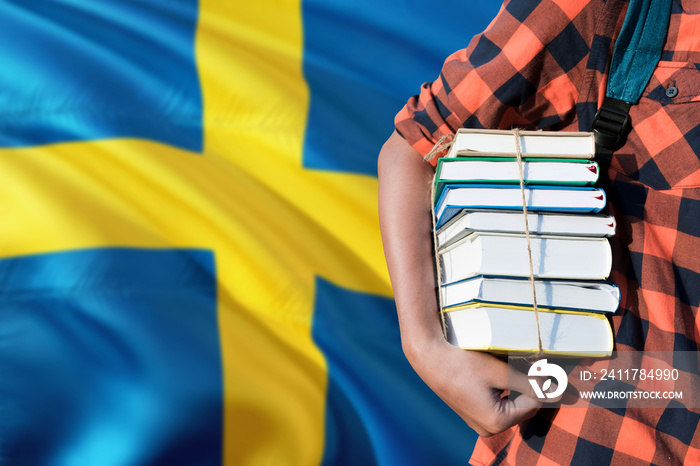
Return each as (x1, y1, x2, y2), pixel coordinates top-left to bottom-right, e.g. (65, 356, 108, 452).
(396, 0, 700, 464)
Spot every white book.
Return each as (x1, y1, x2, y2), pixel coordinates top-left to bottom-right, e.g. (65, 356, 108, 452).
(438, 231, 612, 284)
(446, 128, 595, 159)
(436, 210, 616, 248)
(434, 185, 607, 229)
(441, 276, 621, 313)
(443, 304, 613, 356)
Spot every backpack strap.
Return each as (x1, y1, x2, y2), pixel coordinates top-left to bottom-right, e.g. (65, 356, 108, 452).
(592, 0, 673, 161)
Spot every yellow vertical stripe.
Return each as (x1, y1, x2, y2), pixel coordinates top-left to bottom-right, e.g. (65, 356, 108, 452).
(197, 2, 325, 465)
(197, 1, 392, 464)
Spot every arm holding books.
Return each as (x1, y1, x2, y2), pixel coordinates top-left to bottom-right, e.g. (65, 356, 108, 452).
(378, 130, 542, 436)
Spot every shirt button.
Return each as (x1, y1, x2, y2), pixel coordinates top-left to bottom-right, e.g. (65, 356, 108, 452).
(666, 85, 679, 98)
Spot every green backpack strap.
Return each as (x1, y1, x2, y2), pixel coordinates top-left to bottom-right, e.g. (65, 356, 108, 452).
(592, 0, 673, 158)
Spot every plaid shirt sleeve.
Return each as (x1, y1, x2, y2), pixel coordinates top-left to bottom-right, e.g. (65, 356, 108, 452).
(394, 0, 700, 464)
(395, 0, 607, 161)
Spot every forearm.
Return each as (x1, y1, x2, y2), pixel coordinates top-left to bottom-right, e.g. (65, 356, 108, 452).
(377, 131, 542, 436)
(377, 131, 445, 359)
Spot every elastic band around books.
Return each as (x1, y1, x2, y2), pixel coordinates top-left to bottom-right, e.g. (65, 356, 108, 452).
(513, 128, 544, 358)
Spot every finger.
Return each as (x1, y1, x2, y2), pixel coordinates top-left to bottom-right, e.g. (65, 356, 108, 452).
(498, 383, 543, 421)
(486, 361, 539, 399)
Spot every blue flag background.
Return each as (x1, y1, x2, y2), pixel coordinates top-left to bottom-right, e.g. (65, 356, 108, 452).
(0, 1, 500, 464)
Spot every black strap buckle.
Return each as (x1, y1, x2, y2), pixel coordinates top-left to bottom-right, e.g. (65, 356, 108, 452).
(592, 98, 631, 152)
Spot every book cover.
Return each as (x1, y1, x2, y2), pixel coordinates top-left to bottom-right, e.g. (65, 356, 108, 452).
(443, 303, 613, 357)
(445, 128, 595, 159)
(438, 231, 612, 284)
(441, 275, 621, 314)
(434, 184, 607, 228)
(434, 157, 600, 199)
(436, 210, 616, 248)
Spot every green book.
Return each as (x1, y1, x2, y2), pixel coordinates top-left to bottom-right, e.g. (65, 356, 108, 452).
(434, 157, 599, 200)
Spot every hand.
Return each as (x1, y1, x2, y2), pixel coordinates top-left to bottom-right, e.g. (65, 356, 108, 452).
(404, 335, 543, 437)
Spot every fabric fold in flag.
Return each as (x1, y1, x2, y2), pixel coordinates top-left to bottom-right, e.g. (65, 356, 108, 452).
(0, 0, 500, 464)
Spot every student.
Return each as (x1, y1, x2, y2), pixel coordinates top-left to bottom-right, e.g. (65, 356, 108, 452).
(378, 0, 700, 464)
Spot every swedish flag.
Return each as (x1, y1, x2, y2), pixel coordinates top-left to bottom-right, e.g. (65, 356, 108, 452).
(0, 1, 499, 464)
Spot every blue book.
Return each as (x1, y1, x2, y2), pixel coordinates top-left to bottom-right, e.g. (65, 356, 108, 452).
(434, 184, 606, 229)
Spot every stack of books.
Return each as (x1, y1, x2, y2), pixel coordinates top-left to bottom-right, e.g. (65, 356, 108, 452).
(434, 129, 619, 357)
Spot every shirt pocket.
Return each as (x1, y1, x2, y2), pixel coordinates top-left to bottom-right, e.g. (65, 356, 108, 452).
(644, 61, 700, 104)
(611, 61, 700, 191)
